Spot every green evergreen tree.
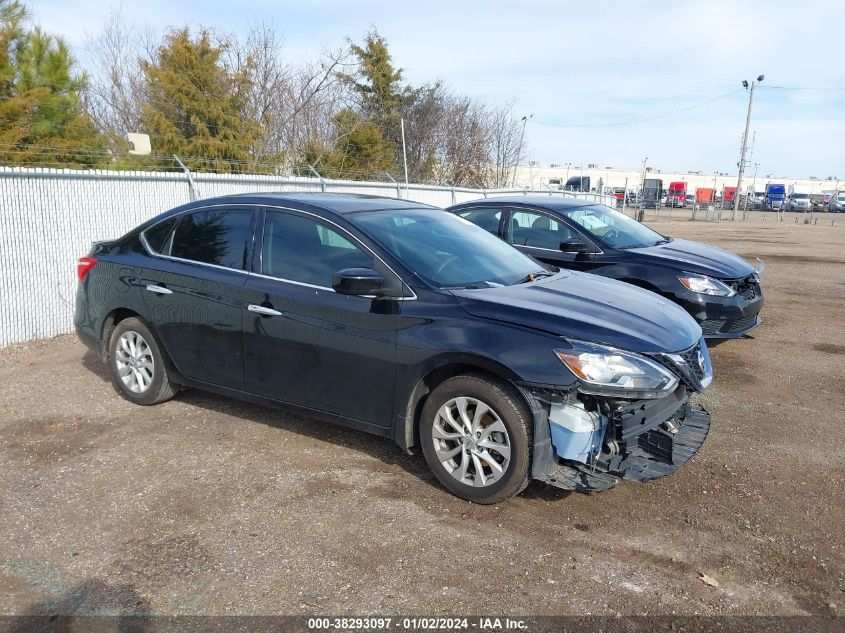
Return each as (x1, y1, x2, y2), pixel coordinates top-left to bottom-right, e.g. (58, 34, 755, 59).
(0, 0, 105, 167)
(303, 108, 394, 179)
(139, 28, 260, 172)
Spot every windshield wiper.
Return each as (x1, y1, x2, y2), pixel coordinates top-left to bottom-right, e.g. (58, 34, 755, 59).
(515, 271, 555, 285)
(654, 237, 671, 245)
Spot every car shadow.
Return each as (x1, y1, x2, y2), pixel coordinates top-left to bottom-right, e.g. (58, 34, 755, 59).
(80, 349, 111, 383)
(172, 386, 439, 488)
(79, 348, 433, 486)
(520, 480, 574, 502)
(79, 349, 576, 504)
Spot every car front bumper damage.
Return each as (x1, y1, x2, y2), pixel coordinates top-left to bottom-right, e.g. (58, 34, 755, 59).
(520, 384, 711, 493)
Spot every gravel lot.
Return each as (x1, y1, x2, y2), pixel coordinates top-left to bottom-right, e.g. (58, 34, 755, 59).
(1, 216, 843, 617)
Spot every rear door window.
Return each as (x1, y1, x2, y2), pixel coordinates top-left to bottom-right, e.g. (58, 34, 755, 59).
(170, 208, 253, 270)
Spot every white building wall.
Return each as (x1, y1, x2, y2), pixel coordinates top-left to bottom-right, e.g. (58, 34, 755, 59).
(515, 165, 840, 195)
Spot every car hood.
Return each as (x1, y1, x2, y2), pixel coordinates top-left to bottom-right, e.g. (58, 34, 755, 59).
(625, 238, 755, 278)
(452, 272, 701, 354)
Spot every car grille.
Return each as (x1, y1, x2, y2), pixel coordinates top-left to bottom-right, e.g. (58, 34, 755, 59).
(654, 341, 706, 389)
(699, 320, 723, 336)
(700, 314, 758, 335)
(722, 314, 758, 333)
(678, 343, 706, 383)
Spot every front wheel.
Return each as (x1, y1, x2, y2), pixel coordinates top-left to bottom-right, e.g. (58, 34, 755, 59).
(108, 317, 177, 406)
(419, 374, 532, 504)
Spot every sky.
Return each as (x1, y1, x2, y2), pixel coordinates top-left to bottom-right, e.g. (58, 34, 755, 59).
(28, 0, 845, 179)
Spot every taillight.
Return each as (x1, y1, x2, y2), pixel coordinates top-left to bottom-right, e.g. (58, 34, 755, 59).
(77, 257, 98, 282)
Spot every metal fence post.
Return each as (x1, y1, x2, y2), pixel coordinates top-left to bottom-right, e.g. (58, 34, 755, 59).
(308, 164, 326, 192)
(451, 187, 456, 206)
(383, 172, 401, 199)
(173, 155, 199, 201)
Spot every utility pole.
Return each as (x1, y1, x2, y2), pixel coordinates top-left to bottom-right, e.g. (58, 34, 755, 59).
(733, 74, 764, 218)
(400, 118, 409, 196)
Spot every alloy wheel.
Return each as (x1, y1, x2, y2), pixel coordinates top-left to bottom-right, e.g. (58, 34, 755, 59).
(432, 396, 511, 487)
(115, 330, 155, 394)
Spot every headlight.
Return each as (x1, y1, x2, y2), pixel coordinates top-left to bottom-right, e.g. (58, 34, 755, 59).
(555, 341, 679, 399)
(678, 274, 736, 297)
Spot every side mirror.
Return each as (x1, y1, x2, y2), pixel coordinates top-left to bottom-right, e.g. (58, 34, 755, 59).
(559, 239, 589, 253)
(332, 268, 384, 296)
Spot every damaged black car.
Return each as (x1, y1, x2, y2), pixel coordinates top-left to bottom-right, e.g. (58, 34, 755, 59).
(75, 193, 712, 504)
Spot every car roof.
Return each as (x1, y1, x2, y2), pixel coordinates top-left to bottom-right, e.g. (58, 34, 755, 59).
(449, 195, 597, 212)
(176, 192, 438, 216)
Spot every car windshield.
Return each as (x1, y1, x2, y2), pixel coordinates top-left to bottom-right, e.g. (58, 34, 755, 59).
(350, 209, 545, 288)
(565, 204, 665, 249)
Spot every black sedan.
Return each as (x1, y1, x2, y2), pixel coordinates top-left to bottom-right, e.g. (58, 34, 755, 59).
(76, 193, 712, 503)
(447, 196, 764, 338)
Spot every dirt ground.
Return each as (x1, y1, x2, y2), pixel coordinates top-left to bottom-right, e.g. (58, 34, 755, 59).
(1, 215, 843, 618)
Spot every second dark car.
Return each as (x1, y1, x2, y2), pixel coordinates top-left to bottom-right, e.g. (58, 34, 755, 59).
(448, 196, 764, 338)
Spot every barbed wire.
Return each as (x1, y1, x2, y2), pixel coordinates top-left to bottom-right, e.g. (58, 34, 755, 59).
(0, 142, 412, 182)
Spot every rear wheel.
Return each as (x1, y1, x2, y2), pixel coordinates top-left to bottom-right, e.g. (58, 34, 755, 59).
(420, 373, 532, 504)
(108, 317, 176, 405)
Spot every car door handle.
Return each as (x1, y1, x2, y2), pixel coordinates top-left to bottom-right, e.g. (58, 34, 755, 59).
(247, 304, 283, 317)
(146, 284, 173, 295)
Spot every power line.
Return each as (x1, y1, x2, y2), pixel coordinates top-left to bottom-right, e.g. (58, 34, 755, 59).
(531, 89, 745, 129)
(760, 85, 845, 91)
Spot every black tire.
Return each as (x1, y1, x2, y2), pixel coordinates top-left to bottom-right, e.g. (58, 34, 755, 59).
(108, 317, 177, 406)
(419, 373, 532, 504)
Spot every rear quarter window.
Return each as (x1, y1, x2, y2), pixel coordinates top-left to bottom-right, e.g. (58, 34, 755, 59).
(142, 217, 177, 254)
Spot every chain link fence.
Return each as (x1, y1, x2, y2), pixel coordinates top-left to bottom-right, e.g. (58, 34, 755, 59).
(0, 165, 614, 348)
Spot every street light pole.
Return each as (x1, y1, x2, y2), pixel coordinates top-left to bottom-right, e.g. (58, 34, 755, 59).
(733, 74, 764, 219)
(512, 114, 532, 188)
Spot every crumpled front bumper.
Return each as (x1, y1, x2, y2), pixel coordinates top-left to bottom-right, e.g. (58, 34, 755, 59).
(522, 385, 711, 493)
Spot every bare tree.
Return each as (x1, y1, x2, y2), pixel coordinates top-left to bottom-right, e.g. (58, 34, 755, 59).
(487, 102, 523, 188)
(398, 82, 448, 182)
(436, 95, 489, 187)
(82, 18, 525, 183)
(228, 23, 352, 169)
(84, 10, 145, 142)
